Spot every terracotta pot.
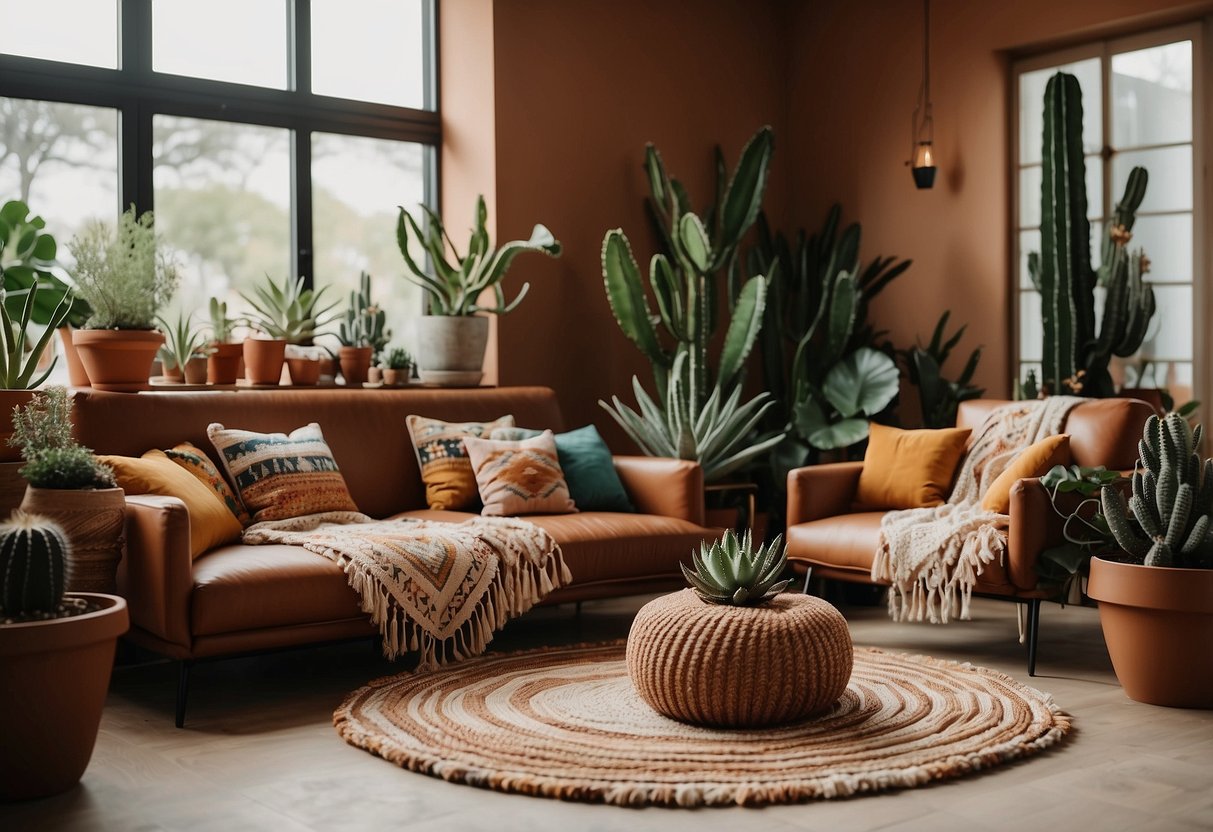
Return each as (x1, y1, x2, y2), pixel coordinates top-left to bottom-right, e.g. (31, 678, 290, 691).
(286, 356, 321, 386)
(368, 366, 383, 385)
(207, 342, 243, 385)
(339, 346, 373, 386)
(1087, 556, 1213, 708)
(57, 327, 90, 387)
(0, 593, 128, 800)
(160, 363, 184, 382)
(20, 487, 127, 594)
(243, 338, 287, 386)
(0, 390, 36, 464)
(416, 315, 488, 385)
(183, 356, 208, 385)
(382, 368, 409, 387)
(71, 329, 164, 393)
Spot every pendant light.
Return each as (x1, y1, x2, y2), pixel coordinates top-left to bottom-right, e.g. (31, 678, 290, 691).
(909, 0, 936, 189)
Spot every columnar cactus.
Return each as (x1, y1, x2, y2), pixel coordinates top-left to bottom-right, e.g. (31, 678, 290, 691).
(0, 512, 70, 618)
(1101, 413, 1213, 568)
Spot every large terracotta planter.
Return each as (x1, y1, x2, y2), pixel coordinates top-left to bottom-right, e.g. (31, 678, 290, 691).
(243, 338, 287, 385)
(0, 593, 128, 801)
(1087, 556, 1213, 708)
(416, 315, 488, 386)
(207, 342, 243, 385)
(72, 329, 164, 392)
(19, 487, 126, 594)
(286, 356, 321, 386)
(0, 390, 35, 463)
(57, 327, 91, 387)
(339, 346, 373, 386)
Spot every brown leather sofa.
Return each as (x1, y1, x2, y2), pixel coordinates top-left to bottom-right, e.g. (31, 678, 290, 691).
(785, 398, 1153, 674)
(71, 386, 716, 724)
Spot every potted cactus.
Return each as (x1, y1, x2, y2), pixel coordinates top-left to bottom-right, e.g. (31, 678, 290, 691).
(0, 511, 129, 800)
(336, 272, 389, 386)
(240, 274, 339, 386)
(205, 298, 243, 385)
(156, 310, 209, 384)
(1089, 412, 1213, 708)
(380, 346, 414, 387)
(397, 196, 561, 385)
(626, 531, 853, 728)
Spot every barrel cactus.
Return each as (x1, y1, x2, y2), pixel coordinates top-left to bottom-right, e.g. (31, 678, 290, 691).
(0, 512, 71, 619)
(1101, 413, 1213, 568)
(681, 530, 790, 606)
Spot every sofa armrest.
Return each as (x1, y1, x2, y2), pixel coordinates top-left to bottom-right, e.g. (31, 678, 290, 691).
(786, 462, 864, 526)
(118, 495, 194, 651)
(1006, 478, 1057, 591)
(612, 456, 705, 526)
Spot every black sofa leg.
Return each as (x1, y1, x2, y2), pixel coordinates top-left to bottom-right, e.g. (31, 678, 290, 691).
(1026, 599, 1041, 677)
(176, 660, 193, 729)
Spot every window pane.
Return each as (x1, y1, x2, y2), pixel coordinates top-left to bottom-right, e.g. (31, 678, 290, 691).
(1138, 284, 1192, 361)
(1018, 58, 1100, 165)
(153, 116, 291, 318)
(1018, 229, 1040, 289)
(0, 0, 117, 68)
(1113, 145, 1192, 213)
(1018, 158, 1101, 227)
(311, 0, 428, 108)
(1112, 41, 1192, 148)
(1131, 214, 1192, 282)
(1019, 289, 1042, 362)
(152, 0, 287, 89)
(312, 132, 427, 350)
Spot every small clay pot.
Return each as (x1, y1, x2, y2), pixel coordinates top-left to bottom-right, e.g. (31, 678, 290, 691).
(57, 327, 91, 387)
(207, 342, 243, 385)
(183, 356, 208, 384)
(72, 329, 164, 393)
(339, 346, 373, 386)
(160, 362, 184, 383)
(382, 368, 409, 387)
(368, 366, 383, 384)
(243, 338, 287, 385)
(286, 357, 322, 386)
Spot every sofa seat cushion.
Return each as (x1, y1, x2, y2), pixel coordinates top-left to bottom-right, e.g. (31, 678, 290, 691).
(393, 510, 710, 586)
(192, 544, 364, 636)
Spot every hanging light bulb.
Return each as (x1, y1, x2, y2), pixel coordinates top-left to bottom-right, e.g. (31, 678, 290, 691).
(909, 0, 936, 189)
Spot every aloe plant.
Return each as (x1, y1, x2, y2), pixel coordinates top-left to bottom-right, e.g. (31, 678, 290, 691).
(156, 311, 208, 372)
(0, 282, 74, 389)
(397, 196, 561, 316)
(681, 529, 790, 606)
(240, 274, 339, 343)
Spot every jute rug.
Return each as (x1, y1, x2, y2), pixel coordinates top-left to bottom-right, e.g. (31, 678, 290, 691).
(334, 641, 1072, 807)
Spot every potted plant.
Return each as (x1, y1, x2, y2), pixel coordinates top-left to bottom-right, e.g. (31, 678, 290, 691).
(397, 196, 561, 385)
(380, 346, 414, 387)
(9, 387, 125, 593)
(67, 206, 179, 391)
(336, 272, 389, 386)
(156, 311, 209, 384)
(1088, 412, 1213, 708)
(206, 298, 244, 385)
(240, 274, 338, 386)
(0, 512, 128, 800)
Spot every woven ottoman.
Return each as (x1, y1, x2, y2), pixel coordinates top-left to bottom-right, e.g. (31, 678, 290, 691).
(626, 589, 853, 728)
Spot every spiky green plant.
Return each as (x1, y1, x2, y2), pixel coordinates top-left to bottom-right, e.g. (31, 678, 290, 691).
(900, 310, 984, 429)
(0, 512, 70, 618)
(0, 281, 73, 389)
(156, 310, 208, 372)
(681, 529, 790, 606)
(240, 274, 339, 343)
(337, 272, 390, 358)
(381, 346, 413, 371)
(207, 297, 239, 344)
(1101, 413, 1213, 568)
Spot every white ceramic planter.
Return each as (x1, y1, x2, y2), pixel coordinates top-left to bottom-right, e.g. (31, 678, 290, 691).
(417, 315, 489, 386)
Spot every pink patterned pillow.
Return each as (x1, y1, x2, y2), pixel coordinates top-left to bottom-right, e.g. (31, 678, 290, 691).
(462, 430, 576, 516)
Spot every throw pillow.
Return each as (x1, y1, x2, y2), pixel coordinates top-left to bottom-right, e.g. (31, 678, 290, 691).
(99, 452, 243, 559)
(206, 422, 359, 523)
(490, 424, 634, 512)
(855, 423, 972, 510)
(462, 430, 577, 516)
(161, 441, 252, 526)
(981, 434, 1072, 514)
(406, 414, 515, 510)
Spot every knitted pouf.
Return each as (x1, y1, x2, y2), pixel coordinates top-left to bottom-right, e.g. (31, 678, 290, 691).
(626, 589, 853, 728)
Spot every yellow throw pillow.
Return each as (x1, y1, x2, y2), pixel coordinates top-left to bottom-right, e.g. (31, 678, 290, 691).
(981, 434, 1072, 514)
(855, 423, 972, 510)
(99, 452, 244, 559)
(462, 430, 576, 516)
(161, 442, 251, 526)
(406, 414, 515, 510)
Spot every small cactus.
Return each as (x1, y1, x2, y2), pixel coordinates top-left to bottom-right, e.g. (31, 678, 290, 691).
(681, 530, 790, 606)
(0, 512, 70, 618)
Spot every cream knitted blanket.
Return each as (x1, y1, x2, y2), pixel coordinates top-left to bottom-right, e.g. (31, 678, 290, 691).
(871, 397, 1082, 623)
(243, 513, 571, 669)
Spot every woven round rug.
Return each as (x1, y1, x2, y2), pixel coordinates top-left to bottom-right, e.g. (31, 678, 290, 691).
(334, 640, 1071, 807)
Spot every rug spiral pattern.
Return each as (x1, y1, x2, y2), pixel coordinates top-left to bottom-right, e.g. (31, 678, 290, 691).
(334, 640, 1071, 807)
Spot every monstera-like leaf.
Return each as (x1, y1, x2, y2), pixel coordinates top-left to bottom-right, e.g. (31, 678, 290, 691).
(822, 347, 899, 418)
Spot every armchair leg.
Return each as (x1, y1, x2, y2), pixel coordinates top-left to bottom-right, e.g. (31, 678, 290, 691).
(1026, 599, 1042, 677)
(175, 660, 193, 729)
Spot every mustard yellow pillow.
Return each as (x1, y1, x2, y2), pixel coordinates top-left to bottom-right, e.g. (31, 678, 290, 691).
(463, 430, 577, 516)
(981, 434, 1072, 514)
(99, 451, 244, 559)
(162, 442, 251, 526)
(855, 423, 972, 510)
(406, 414, 515, 510)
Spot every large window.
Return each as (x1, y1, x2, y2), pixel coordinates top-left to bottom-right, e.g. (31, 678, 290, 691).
(1013, 25, 1204, 406)
(0, 0, 436, 347)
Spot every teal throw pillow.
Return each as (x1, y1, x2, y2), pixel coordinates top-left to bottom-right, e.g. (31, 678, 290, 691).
(490, 424, 634, 512)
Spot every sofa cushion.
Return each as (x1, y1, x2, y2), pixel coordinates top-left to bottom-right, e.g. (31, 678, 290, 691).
(162, 441, 251, 525)
(463, 431, 576, 516)
(492, 425, 635, 513)
(981, 434, 1072, 514)
(192, 544, 364, 636)
(406, 414, 515, 511)
(856, 424, 971, 510)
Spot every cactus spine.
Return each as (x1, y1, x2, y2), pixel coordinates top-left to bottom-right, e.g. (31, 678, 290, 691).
(1031, 72, 1154, 397)
(0, 512, 70, 618)
(1102, 413, 1213, 568)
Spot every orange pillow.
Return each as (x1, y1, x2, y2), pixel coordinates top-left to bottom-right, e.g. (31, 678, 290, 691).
(981, 434, 1072, 514)
(855, 423, 972, 510)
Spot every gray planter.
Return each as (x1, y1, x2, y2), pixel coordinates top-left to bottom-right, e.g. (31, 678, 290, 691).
(417, 315, 489, 385)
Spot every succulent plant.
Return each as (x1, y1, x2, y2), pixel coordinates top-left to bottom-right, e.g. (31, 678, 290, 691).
(337, 272, 390, 357)
(381, 346, 413, 371)
(681, 530, 790, 606)
(156, 310, 209, 372)
(240, 274, 339, 343)
(1101, 413, 1213, 568)
(0, 511, 70, 618)
(207, 297, 240, 344)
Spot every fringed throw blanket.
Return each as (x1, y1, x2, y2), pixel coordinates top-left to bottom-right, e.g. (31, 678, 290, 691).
(243, 512, 571, 668)
(871, 397, 1083, 623)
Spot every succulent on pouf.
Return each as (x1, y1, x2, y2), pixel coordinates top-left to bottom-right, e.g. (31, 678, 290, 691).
(681, 529, 790, 606)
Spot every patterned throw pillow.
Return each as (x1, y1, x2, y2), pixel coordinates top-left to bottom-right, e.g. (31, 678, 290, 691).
(462, 430, 576, 516)
(162, 442, 252, 526)
(406, 414, 515, 510)
(490, 424, 634, 512)
(206, 422, 359, 523)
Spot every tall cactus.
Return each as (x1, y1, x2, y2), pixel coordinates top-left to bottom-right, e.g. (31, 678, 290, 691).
(338, 271, 390, 360)
(0, 512, 70, 618)
(1029, 72, 1154, 398)
(1101, 413, 1213, 568)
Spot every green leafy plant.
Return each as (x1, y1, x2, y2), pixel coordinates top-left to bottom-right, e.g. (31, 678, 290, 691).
(8, 387, 114, 489)
(681, 529, 790, 606)
(0, 512, 71, 620)
(207, 298, 240, 344)
(68, 205, 179, 330)
(397, 196, 562, 316)
(899, 310, 984, 429)
(240, 274, 339, 343)
(381, 346, 413, 371)
(156, 311, 209, 372)
(1035, 464, 1125, 598)
(337, 272, 390, 356)
(0, 200, 88, 327)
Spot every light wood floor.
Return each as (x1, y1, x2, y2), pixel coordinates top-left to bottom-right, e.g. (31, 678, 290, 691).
(4, 594, 1212, 832)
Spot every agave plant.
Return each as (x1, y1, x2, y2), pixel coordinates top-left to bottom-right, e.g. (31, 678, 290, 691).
(681, 529, 790, 606)
(156, 311, 208, 372)
(240, 274, 340, 343)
